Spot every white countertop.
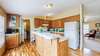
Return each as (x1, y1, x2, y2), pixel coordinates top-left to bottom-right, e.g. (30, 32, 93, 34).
(5, 33, 19, 36)
(32, 31, 67, 40)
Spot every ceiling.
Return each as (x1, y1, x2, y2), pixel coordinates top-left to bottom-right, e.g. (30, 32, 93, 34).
(0, 0, 100, 20)
(83, 0, 100, 21)
(0, 0, 80, 16)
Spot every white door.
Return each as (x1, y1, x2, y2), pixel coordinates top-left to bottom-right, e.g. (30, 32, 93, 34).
(0, 16, 5, 48)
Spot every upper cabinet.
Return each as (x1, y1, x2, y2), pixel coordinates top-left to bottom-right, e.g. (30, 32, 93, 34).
(6, 14, 20, 33)
(34, 18, 43, 28)
(34, 15, 80, 28)
(34, 18, 64, 28)
(7, 14, 20, 29)
(34, 18, 50, 28)
(51, 20, 64, 28)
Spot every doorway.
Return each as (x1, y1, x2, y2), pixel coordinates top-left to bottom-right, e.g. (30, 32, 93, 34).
(23, 19, 30, 41)
(83, 21, 100, 52)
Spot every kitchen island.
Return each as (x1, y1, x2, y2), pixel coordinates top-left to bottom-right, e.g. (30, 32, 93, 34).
(32, 31, 68, 56)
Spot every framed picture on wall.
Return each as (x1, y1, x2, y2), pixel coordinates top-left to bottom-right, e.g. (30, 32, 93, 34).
(96, 23, 100, 28)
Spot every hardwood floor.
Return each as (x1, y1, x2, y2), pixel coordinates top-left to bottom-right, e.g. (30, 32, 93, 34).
(3, 42, 100, 56)
(69, 48, 100, 56)
(3, 42, 40, 56)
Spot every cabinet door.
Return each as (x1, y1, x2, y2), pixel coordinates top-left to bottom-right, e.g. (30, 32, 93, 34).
(48, 21, 52, 28)
(7, 14, 20, 29)
(43, 20, 49, 24)
(52, 21, 56, 28)
(51, 20, 64, 28)
(16, 16, 20, 28)
(36, 35, 44, 56)
(60, 20, 64, 28)
(35, 19, 43, 28)
(35, 19, 40, 28)
(57, 21, 61, 28)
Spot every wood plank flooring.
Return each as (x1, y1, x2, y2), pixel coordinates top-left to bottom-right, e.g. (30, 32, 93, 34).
(3, 42, 40, 56)
(3, 42, 100, 56)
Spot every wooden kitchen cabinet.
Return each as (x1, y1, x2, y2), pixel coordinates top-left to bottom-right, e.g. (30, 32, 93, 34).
(6, 33, 20, 49)
(34, 18, 64, 28)
(6, 14, 20, 50)
(33, 15, 80, 28)
(33, 32, 68, 56)
(50, 21, 56, 28)
(42, 20, 49, 24)
(34, 18, 43, 28)
(34, 18, 50, 28)
(58, 40, 68, 56)
(51, 20, 64, 28)
(35, 35, 44, 56)
(16, 16, 20, 29)
(7, 14, 20, 29)
(56, 20, 64, 28)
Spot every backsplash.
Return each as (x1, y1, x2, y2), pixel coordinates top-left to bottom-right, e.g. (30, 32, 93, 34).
(49, 28, 64, 32)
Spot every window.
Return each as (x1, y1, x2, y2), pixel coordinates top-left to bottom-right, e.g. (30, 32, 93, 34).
(83, 23, 90, 34)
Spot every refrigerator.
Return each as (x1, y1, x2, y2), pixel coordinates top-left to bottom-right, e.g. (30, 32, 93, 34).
(64, 21, 79, 50)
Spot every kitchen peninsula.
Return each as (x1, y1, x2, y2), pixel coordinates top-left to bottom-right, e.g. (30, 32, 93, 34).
(32, 31, 68, 56)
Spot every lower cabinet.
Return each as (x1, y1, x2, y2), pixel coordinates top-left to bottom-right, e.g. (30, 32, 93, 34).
(0, 45, 5, 56)
(35, 34, 68, 56)
(6, 33, 20, 49)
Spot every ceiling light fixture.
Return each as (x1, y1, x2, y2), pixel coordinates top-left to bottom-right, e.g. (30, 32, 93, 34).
(45, 3, 54, 9)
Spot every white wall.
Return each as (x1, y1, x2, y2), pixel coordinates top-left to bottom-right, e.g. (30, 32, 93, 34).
(0, 7, 6, 47)
(0, 16, 5, 48)
(52, 7, 80, 20)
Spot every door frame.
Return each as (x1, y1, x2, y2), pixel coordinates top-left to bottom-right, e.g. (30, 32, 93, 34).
(80, 4, 84, 50)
